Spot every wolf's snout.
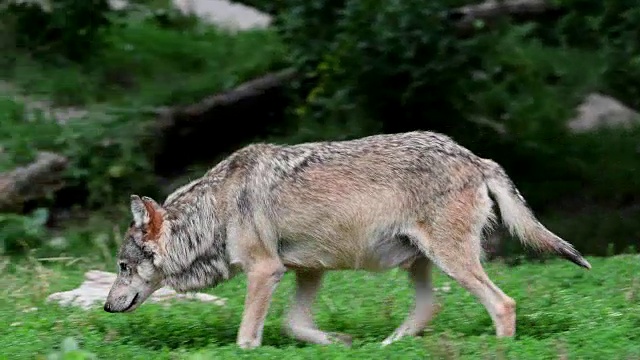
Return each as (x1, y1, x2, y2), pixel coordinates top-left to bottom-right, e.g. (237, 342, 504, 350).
(103, 298, 124, 313)
(104, 292, 139, 313)
(104, 302, 114, 313)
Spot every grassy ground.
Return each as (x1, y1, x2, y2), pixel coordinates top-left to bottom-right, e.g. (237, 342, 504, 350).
(1, 248, 638, 359)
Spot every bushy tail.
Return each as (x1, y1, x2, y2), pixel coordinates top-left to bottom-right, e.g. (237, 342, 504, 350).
(482, 159, 591, 269)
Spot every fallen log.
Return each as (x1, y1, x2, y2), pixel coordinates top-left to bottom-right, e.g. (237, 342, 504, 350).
(0, 152, 68, 212)
(151, 68, 297, 176)
(154, 68, 297, 133)
(448, 0, 560, 34)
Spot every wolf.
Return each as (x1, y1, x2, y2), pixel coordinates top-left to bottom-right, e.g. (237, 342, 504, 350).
(103, 130, 591, 349)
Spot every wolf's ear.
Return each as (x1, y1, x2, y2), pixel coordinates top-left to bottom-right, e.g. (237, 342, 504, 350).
(130, 194, 147, 228)
(141, 196, 162, 213)
(131, 195, 165, 241)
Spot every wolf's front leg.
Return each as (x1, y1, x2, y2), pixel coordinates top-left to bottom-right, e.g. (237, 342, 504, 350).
(236, 260, 287, 349)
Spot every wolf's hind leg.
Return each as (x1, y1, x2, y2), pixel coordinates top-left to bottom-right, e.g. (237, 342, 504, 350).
(284, 269, 352, 346)
(381, 257, 438, 346)
(421, 234, 516, 337)
(410, 187, 517, 337)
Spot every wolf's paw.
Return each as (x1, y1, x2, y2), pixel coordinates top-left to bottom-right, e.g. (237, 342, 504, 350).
(237, 338, 261, 350)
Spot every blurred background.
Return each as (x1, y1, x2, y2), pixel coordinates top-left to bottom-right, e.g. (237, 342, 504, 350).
(1, 0, 638, 261)
(0, 0, 639, 357)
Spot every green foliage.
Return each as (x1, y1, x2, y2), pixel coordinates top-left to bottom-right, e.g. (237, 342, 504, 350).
(0, 208, 49, 255)
(0, 99, 155, 208)
(1, 252, 639, 358)
(0, 7, 285, 253)
(541, 0, 640, 108)
(1, 0, 113, 62)
(274, 0, 592, 150)
(278, 0, 476, 134)
(2, 18, 285, 106)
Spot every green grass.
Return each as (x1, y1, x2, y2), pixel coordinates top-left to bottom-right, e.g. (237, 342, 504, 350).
(1, 249, 638, 359)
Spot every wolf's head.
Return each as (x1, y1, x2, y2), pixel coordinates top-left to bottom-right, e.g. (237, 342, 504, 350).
(104, 195, 166, 313)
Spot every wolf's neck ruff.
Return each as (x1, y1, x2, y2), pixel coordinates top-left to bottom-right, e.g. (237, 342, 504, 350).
(159, 179, 232, 293)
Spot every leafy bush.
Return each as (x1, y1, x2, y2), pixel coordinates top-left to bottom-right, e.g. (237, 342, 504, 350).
(0, 208, 49, 254)
(0, 99, 156, 209)
(273, 0, 583, 183)
(539, 0, 640, 108)
(1, 0, 113, 62)
(271, 0, 481, 143)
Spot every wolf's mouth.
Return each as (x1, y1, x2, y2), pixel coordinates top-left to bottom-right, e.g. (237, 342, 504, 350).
(123, 293, 139, 312)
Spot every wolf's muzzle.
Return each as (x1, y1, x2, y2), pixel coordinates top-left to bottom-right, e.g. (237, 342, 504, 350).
(104, 302, 114, 313)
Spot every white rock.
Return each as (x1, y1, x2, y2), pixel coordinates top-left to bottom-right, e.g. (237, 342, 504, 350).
(107, 0, 272, 31)
(46, 270, 226, 310)
(48, 237, 69, 250)
(567, 93, 640, 133)
(7, 0, 272, 32)
(171, 0, 272, 30)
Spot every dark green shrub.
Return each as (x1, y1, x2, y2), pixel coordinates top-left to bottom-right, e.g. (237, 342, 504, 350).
(0, 208, 49, 254)
(0, 99, 157, 210)
(273, 0, 586, 178)
(537, 0, 640, 108)
(2, 0, 113, 62)
(275, 0, 488, 140)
